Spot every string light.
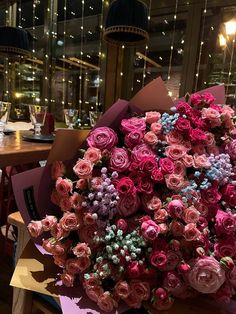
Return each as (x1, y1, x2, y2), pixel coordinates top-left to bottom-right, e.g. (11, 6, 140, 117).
(79, 0, 85, 114)
(167, 0, 178, 82)
(226, 38, 235, 97)
(142, 0, 152, 88)
(62, 0, 67, 107)
(194, 0, 208, 91)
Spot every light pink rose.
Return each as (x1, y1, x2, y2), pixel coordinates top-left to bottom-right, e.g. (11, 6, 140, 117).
(174, 160, 186, 176)
(184, 223, 201, 241)
(83, 213, 97, 225)
(86, 286, 104, 303)
(61, 272, 75, 287)
(222, 105, 235, 117)
(42, 239, 54, 253)
(90, 177, 102, 190)
(59, 212, 80, 231)
(165, 130, 184, 145)
(76, 178, 88, 190)
(202, 107, 221, 127)
(73, 242, 91, 257)
(78, 224, 97, 247)
(97, 292, 117, 312)
(141, 219, 160, 241)
(87, 127, 118, 150)
(131, 144, 155, 162)
(145, 111, 161, 124)
(27, 221, 43, 238)
(146, 195, 162, 212)
(183, 206, 200, 224)
(84, 147, 101, 164)
(195, 203, 208, 217)
(165, 145, 188, 160)
(52, 241, 68, 255)
(226, 140, 236, 162)
(124, 130, 144, 148)
(51, 223, 69, 240)
(154, 209, 168, 223)
(117, 194, 140, 217)
(192, 144, 206, 155)
(159, 223, 168, 234)
(130, 280, 150, 301)
(193, 154, 210, 169)
(150, 122, 162, 135)
(51, 160, 65, 180)
(84, 275, 100, 289)
(73, 159, 93, 179)
(187, 256, 225, 293)
(165, 174, 185, 191)
(204, 132, 215, 146)
(167, 199, 185, 218)
(182, 154, 194, 168)
(59, 197, 72, 212)
(56, 177, 73, 196)
(144, 131, 158, 146)
(121, 117, 146, 133)
(41, 215, 57, 231)
(115, 281, 130, 299)
(109, 148, 130, 173)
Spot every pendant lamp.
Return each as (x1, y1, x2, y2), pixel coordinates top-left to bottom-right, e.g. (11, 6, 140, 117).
(0, 26, 32, 58)
(104, 0, 149, 46)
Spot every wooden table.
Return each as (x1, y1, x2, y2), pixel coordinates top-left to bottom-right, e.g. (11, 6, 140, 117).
(0, 130, 52, 168)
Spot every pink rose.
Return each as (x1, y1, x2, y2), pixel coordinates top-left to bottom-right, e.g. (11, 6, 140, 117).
(151, 168, 164, 182)
(97, 292, 117, 312)
(227, 267, 236, 287)
(59, 212, 80, 231)
(61, 272, 75, 287)
(221, 184, 236, 207)
(207, 145, 220, 155)
(84, 274, 100, 289)
(76, 178, 88, 190)
(86, 286, 104, 303)
(144, 195, 162, 212)
(176, 101, 193, 115)
(184, 223, 201, 241)
(116, 219, 128, 233)
(59, 197, 72, 212)
(41, 215, 57, 231)
(215, 210, 235, 235)
(51, 223, 69, 240)
(165, 250, 182, 271)
(144, 131, 158, 146)
(182, 154, 194, 167)
(214, 237, 236, 258)
(202, 107, 221, 127)
(150, 251, 167, 270)
(170, 220, 184, 237)
(154, 287, 168, 300)
(222, 105, 235, 117)
(50, 190, 61, 206)
(78, 224, 97, 247)
(189, 128, 207, 143)
(202, 92, 215, 104)
(125, 291, 142, 308)
(187, 256, 225, 293)
(150, 122, 162, 135)
(73, 242, 91, 257)
(124, 130, 144, 148)
(145, 111, 161, 124)
(84, 147, 101, 164)
(121, 117, 146, 133)
(165, 130, 183, 145)
(167, 199, 185, 218)
(90, 177, 102, 190)
(70, 192, 82, 210)
(175, 117, 191, 133)
(117, 193, 140, 217)
(138, 176, 154, 195)
(174, 160, 186, 176)
(83, 213, 97, 225)
(87, 127, 118, 150)
(153, 296, 174, 311)
(109, 148, 130, 173)
(130, 280, 150, 301)
(115, 281, 130, 299)
(27, 221, 43, 238)
(192, 144, 206, 155)
(139, 156, 158, 173)
(159, 158, 175, 174)
(127, 261, 143, 278)
(56, 177, 73, 196)
(165, 145, 187, 160)
(154, 209, 168, 223)
(51, 160, 65, 180)
(183, 206, 200, 224)
(201, 187, 221, 204)
(54, 255, 67, 268)
(193, 154, 210, 168)
(159, 223, 168, 234)
(226, 140, 236, 162)
(204, 132, 215, 146)
(165, 174, 185, 191)
(141, 219, 160, 241)
(76, 256, 91, 272)
(190, 93, 202, 106)
(73, 159, 93, 179)
(65, 258, 82, 275)
(42, 239, 54, 253)
(131, 144, 155, 162)
(163, 271, 183, 293)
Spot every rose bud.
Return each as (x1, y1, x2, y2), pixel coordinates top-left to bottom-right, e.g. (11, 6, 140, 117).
(155, 288, 168, 300)
(116, 219, 128, 233)
(220, 257, 235, 271)
(178, 263, 191, 273)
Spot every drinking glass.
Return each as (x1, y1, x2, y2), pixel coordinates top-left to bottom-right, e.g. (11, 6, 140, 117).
(0, 102, 11, 138)
(28, 105, 47, 136)
(89, 111, 103, 127)
(64, 109, 78, 129)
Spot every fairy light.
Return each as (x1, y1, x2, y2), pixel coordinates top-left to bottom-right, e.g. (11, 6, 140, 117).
(167, 0, 178, 82)
(32, 0, 38, 100)
(194, 0, 208, 91)
(18, 0, 22, 28)
(226, 38, 235, 97)
(79, 0, 85, 114)
(62, 0, 67, 107)
(142, 0, 152, 87)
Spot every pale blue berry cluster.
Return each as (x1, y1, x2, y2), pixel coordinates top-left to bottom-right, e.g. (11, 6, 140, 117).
(160, 113, 179, 134)
(206, 153, 232, 185)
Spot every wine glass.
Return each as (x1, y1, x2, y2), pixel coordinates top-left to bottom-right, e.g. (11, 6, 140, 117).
(89, 111, 103, 127)
(64, 109, 78, 129)
(28, 105, 47, 136)
(0, 102, 11, 138)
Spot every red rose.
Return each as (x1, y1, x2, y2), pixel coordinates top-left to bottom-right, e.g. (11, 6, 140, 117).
(139, 156, 158, 173)
(215, 210, 235, 235)
(189, 128, 207, 143)
(127, 261, 143, 278)
(175, 117, 191, 133)
(201, 187, 221, 204)
(117, 193, 140, 217)
(139, 176, 154, 195)
(150, 251, 167, 270)
(159, 158, 175, 174)
(116, 219, 128, 233)
(151, 168, 164, 182)
(117, 177, 136, 195)
(176, 101, 192, 115)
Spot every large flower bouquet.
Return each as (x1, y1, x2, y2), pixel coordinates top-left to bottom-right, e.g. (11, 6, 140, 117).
(27, 91, 236, 313)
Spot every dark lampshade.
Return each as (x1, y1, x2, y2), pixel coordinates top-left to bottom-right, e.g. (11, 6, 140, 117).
(104, 0, 149, 46)
(0, 26, 32, 57)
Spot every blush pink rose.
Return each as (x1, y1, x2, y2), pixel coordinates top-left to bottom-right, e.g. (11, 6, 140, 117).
(165, 130, 184, 145)
(187, 256, 225, 293)
(145, 195, 162, 212)
(150, 122, 162, 135)
(183, 206, 200, 224)
(117, 194, 140, 217)
(121, 117, 146, 133)
(115, 281, 130, 299)
(56, 177, 73, 196)
(73, 242, 91, 257)
(51, 160, 65, 180)
(70, 192, 82, 210)
(78, 224, 97, 247)
(124, 130, 144, 148)
(145, 111, 161, 124)
(109, 148, 130, 173)
(76, 178, 88, 190)
(90, 177, 102, 190)
(204, 132, 215, 146)
(59, 212, 80, 231)
(54, 255, 67, 268)
(226, 140, 236, 162)
(131, 144, 155, 162)
(165, 145, 187, 160)
(192, 144, 206, 155)
(141, 219, 160, 241)
(87, 127, 118, 150)
(130, 280, 150, 301)
(167, 199, 185, 218)
(202, 107, 221, 127)
(85, 286, 104, 303)
(154, 209, 168, 223)
(59, 196, 72, 212)
(76, 256, 91, 272)
(41, 215, 57, 231)
(42, 239, 54, 253)
(165, 174, 185, 191)
(73, 159, 93, 179)
(97, 292, 117, 312)
(84, 274, 100, 289)
(51, 223, 69, 240)
(159, 223, 169, 234)
(184, 223, 201, 241)
(84, 147, 101, 164)
(27, 221, 43, 237)
(144, 131, 158, 146)
(193, 154, 210, 169)
(182, 154, 194, 167)
(174, 160, 186, 176)
(61, 272, 75, 287)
